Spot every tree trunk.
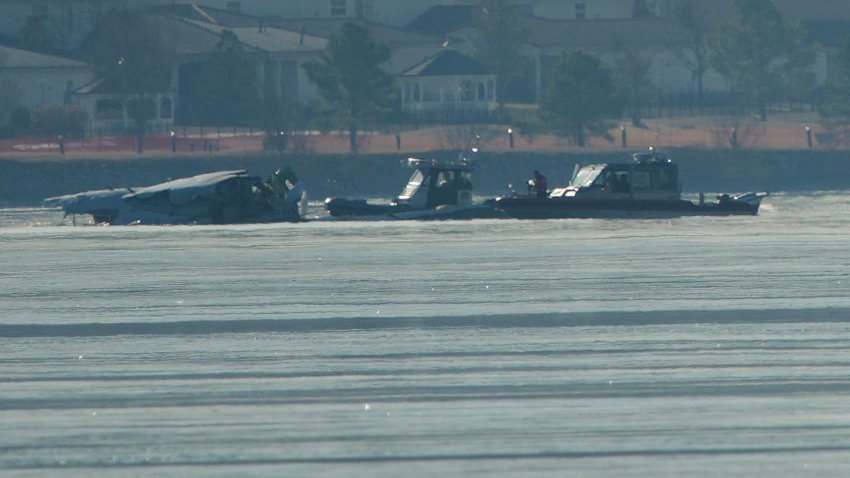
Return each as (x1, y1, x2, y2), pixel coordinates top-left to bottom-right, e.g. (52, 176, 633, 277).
(631, 105, 642, 127)
(697, 73, 704, 116)
(136, 123, 145, 153)
(348, 126, 358, 153)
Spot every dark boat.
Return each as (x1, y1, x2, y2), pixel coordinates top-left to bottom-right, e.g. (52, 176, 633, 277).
(44, 169, 306, 225)
(495, 150, 767, 219)
(324, 156, 501, 220)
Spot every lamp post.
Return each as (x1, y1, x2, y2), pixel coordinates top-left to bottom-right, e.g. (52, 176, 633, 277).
(507, 127, 514, 149)
(620, 125, 627, 148)
(805, 125, 812, 148)
(170, 131, 176, 152)
(58, 135, 65, 155)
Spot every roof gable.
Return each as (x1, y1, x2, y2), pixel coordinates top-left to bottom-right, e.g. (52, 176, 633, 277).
(403, 49, 489, 77)
(181, 18, 327, 52)
(0, 45, 88, 69)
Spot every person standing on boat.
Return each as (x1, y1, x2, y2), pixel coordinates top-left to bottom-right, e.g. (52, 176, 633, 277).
(270, 166, 307, 219)
(532, 170, 548, 198)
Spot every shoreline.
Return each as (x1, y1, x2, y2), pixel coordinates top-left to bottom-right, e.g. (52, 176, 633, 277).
(2, 148, 849, 207)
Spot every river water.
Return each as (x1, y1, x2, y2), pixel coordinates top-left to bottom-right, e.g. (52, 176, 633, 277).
(2, 193, 850, 477)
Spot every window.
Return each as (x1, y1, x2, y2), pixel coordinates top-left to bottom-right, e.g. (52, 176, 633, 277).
(330, 0, 347, 16)
(631, 171, 651, 190)
(575, 3, 586, 20)
(460, 80, 474, 101)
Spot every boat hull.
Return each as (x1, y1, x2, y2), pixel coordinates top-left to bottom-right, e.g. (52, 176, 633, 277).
(324, 198, 413, 217)
(324, 197, 503, 220)
(494, 196, 762, 219)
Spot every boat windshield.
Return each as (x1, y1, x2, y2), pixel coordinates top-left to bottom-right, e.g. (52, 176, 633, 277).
(571, 167, 603, 187)
(398, 169, 426, 200)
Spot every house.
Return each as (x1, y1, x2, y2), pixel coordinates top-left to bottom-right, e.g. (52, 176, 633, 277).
(196, 0, 663, 26)
(0, 0, 174, 50)
(0, 44, 94, 113)
(400, 49, 497, 120)
(262, 17, 444, 74)
(72, 76, 176, 134)
(170, 16, 328, 113)
(406, 2, 834, 104)
(195, 0, 473, 27)
(69, 9, 331, 133)
(531, 0, 658, 20)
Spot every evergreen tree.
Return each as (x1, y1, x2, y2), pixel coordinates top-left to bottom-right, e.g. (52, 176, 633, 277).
(538, 51, 623, 147)
(303, 23, 394, 153)
(708, 0, 815, 121)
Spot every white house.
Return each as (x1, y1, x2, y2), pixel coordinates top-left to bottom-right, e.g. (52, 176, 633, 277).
(532, 0, 653, 20)
(69, 11, 331, 132)
(0, 44, 94, 111)
(400, 49, 497, 118)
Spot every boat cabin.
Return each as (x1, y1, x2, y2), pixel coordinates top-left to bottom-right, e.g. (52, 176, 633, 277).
(396, 158, 474, 209)
(550, 150, 681, 200)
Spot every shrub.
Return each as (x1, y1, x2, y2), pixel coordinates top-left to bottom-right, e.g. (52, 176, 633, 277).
(32, 104, 88, 138)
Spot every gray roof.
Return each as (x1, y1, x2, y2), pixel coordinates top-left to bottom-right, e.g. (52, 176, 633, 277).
(155, 4, 441, 50)
(264, 18, 442, 49)
(402, 49, 490, 77)
(523, 17, 675, 51)
(0, 45, 89, 69)
(406, 5, 477, 36)
(182, 19, 327, 52)
(144, 14, 326, 55)
(775, 0, 850, 21)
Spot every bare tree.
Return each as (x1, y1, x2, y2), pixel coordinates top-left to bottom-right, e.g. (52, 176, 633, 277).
(666, 0, 712, 114)
(0, 52, 22, 134)
(474, 0, 530, 104)
(85, 11, 173, 153)
(708, 0, 815, 122)
(611, 38, 657, 127)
